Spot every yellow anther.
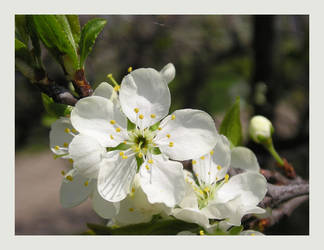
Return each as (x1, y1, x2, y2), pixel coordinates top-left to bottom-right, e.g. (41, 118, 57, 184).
(153, 143, 157, 146)
(116, 127, 121, 132)
(134, 108, 139, 113)
(145, 165, 150, 170)
(110, 120, 116, 125)
(131, 187, 135, 193)
(71, 129, 77, 133)
(135, 146, 140, 152)
(225, 174, 229, 183)
(139, 114, 144, 120)
(61, 170, 65, 176)
(199, 230, 205, 235)
(66, 175, 73, 181)
(195, 173, 199, 177)
(169, 142, 174, 147)
(128, 66, 133, 73)
(208, 171, 211, 175)
(192, 160, 197, 165)
(250, 233, 256, 236)
(129, 208, 134, 212)
(63, 142, 69, 147)
(185, 178, 189, 183)
(114, 85, 120, 91)
(138, 152, 143, 158)
(204, 187, 210, 192)
(148, 159, 154, 164)
(166, 134, 171, 138)
(150, 114, 156, 118)
(200, 156, 205, 160)
(171, 115, 176, 120)
(210, 150, 214, 155)
(64, 128, 71, 133)
(199, 190, 204, 195)
(119, 151, 124, 156)
(122, 155, 128, 159)
(216, 177, 219, 181)
(158, 127, 162, 130)
(84, 181, 89, 187)
(217, 165, 222, 170)
(110, 135, 114, 140)
(68, 159, 74, 164)
(54, 145, 60, 150)
(124, 140, 127, 144)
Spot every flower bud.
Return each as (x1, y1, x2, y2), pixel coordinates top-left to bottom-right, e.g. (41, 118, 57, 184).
(249, 115, 274, 144)
(160, 63, 176, 84)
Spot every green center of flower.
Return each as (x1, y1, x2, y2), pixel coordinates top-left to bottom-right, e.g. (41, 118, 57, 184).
(128, 128, 155, 156)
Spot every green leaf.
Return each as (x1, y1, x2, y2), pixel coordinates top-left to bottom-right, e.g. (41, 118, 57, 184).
(151, 147, 161, 155)
(32, 15, 79, 71)
(79, 18, 107, 68)
(15, 38, 36, 80)
(228, 225, 244, 235)
(41, 93, 72, 118)
(15, 38, 27, 51)
(15, 15, 29, 45)
(66, 15, 81, 45)
(127, 118, 136, 131)
(86, 218, 199, 235)
(219, 97, 242, 147)
(135, 155, 144, 170)
(107, 142, 131, 152)
(149, 121, 160, 131)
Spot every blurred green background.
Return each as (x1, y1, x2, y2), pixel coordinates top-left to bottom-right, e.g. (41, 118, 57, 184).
(15, 15, 309, 235)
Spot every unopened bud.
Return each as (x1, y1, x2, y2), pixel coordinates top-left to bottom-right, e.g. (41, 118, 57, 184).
(160, 63, 176, 84)
(249, 115, 274, 144)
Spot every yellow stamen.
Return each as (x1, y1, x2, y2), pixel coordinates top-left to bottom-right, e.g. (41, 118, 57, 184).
(68, 159, 74, 164)
(185, 178, 189, 183)
(169, 142, 174, 147)
(192, 160, 197, 165)
(166, 134, 171, 138)
(139, 114, 144, 120)
(61, 170, 65, 176)
(225, 174, 229, 183)
(134, 108, 139, 113)
(208, 171, 211, 175)
(84, 181, 89, 187)
(64, 128, 71, 133)
(135, 146, 140, 152)
(54, 145, 60, 150)
(199, 230, 205, 235)
(128, 66, 133, 73)
(124, 140, 127, 144)
(199, 190, 204, 195)
(71, 129, 77, 133)
(63, 142, 69, 147)
(210, 150, 214, 155)
(129, 208, 134, 212)
(195, 173, 199, 177)
(145, 165, 150, 170)
(138, 152, 143, 158)
(119, 151, 124, 156)
(122, 155, 128, 159)
(110, 120, 116, 125)
(204, 187, 210, 192)
(66, 175, 73, 181)
(200, 156, 205, 160)
(251, 233, 256, 236)
(148, 159, 154, 164)
(110, 135, 114, 140)
(150, 114, 156, 118)
(131, 187, 135, 193)
(217, 165, 222, 170)
(158, 127, 162, 130)
(114, 85, 120, 91)
(116, 127, 121, 132)
(171, 114, 176, 120)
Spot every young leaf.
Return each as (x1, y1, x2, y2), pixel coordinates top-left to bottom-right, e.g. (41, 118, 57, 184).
(15, 15, 29, 45)
(79, 18, 107, 68)
(41, 93, 72, 118)
(32, 15, 79, 71)
(228, 225, 244, 235)
(219, 97, 242, 147)
(66, 15, 81, 45)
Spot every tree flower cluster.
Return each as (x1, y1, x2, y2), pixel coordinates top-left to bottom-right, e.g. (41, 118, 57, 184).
(50, 63, 267, 235)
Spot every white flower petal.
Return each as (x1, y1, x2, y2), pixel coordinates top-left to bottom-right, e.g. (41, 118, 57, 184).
(69, 134, 106, 179)
(193, 135, 231, 185)
(179, 171, 199, 209)
(93, 82, 114, 99)
(155, 109, 218, 161)
(172, 208, 210, 229)
(231, 146, 260, 172)
(98, 154, 137, 202)
(160, 63, 175, 84)
(49, 117, 74, 157)
(216, 172, 267, 207)
(71, 96, 127, 147)
(139, 154, 185, 207)
(60, 173, 95, 208)
(92, 186, 119, 219)
(119, 68, 171, 129)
